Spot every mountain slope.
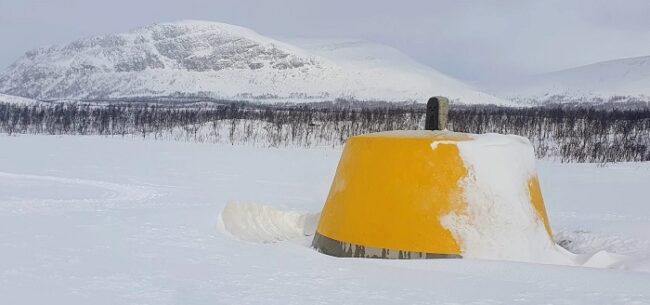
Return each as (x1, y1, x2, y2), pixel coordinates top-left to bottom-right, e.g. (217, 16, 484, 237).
(498, 56, 650, 104)
(0, 93, 39, 105)
(0, 20, 504, 104)
(290, 38, 493, 101)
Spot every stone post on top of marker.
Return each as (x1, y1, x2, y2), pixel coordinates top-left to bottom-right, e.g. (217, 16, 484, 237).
(425, 96, 449, 131)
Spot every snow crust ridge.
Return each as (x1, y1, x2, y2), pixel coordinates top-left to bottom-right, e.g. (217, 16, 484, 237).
(219, 201, 319, 243)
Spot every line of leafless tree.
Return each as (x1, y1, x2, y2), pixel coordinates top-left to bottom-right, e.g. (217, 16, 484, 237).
(1, 101, 648, 163)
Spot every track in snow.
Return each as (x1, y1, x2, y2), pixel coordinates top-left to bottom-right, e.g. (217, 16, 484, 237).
(0, 171, 160, 213)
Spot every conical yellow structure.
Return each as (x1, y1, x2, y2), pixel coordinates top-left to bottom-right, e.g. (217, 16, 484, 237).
(312, 130, 551, 259)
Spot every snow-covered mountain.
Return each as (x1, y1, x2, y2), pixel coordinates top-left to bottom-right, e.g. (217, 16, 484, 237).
(0, 20, 504, 104)
(497, 56, 650, 104)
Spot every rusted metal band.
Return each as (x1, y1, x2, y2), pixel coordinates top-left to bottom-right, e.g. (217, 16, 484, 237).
(312, 232, 462, 259)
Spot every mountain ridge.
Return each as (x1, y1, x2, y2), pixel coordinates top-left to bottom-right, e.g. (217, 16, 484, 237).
(495, 55, 650, 104)
(0, 20, 505, 105)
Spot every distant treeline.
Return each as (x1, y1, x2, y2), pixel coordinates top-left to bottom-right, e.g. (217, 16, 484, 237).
(1, 101, 648, 163)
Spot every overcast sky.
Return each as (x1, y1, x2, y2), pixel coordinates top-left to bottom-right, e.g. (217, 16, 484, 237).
(1, 0, 649, 84)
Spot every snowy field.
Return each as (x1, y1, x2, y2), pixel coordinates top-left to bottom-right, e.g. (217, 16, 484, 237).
(1, 135, 650, 304)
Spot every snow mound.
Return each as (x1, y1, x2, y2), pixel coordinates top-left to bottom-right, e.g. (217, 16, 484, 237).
(555, 230, 650, 255)
(219, 201, 319, 243)
(577, 250, 629, 269)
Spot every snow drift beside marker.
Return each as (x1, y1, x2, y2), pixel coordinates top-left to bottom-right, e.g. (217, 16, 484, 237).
(219, 201, 319, 243)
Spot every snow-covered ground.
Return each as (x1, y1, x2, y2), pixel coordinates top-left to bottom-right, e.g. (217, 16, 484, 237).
(1, 135, 649, 304)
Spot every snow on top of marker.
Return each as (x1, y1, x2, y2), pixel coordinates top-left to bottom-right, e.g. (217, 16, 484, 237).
(362, 130, 470, 140)
(438, 133, 635, 268)
(440, 133, 574, 264)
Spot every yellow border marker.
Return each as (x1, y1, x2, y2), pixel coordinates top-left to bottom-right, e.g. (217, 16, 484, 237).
(312, 130, 553, 258)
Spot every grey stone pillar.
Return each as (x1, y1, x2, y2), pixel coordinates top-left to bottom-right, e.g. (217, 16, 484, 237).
(425, 96, 449, 130)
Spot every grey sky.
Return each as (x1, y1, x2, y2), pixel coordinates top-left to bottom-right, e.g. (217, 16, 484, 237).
(1, 0, 649, 84)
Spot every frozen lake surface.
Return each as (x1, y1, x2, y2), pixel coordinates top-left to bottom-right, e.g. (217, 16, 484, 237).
(1, 135, 649, 304)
